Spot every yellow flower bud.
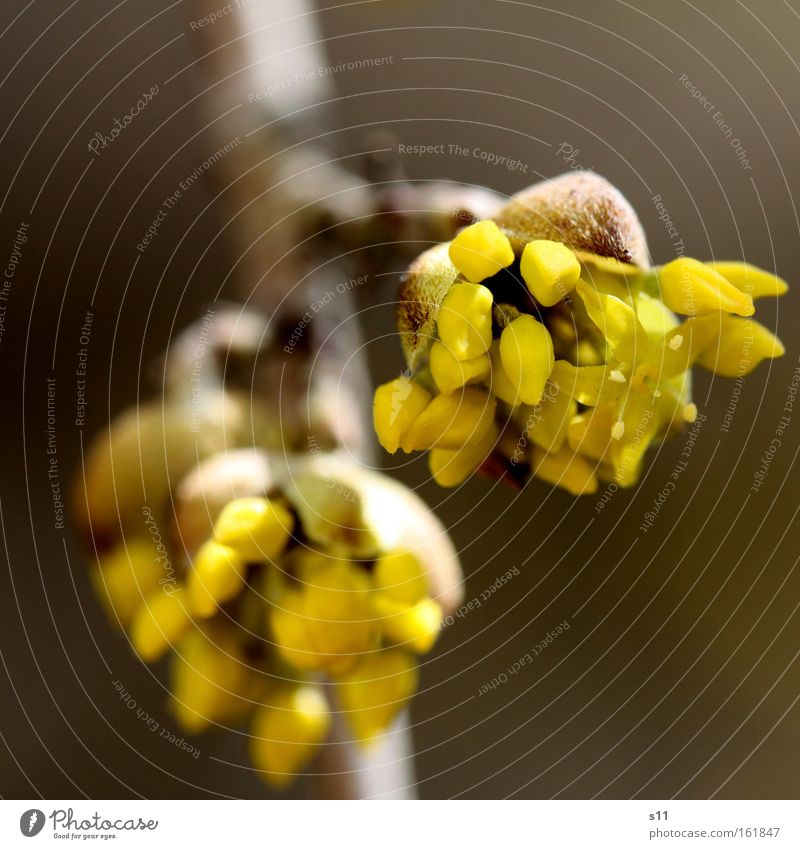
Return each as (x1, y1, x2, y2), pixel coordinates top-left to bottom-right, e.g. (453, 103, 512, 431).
(374, 550, 428, 605)
(249, 684, 330, 788)
(289, 548, 339, 586)
(429, 341, 490, 395)
(170, 629, 253, 733)
(499, 315, 555, 406)
(437, 282, 494, 360)
(532, 446, 598, 496)
(520, 240, 581, 306)
(335, 649, 418, 745)
(697, 315, 785, 378)
(378, 173, 790, 492)
(448, 220, 514, 283)
(270, 590, 323, 671)
(93, 538, 164, 626)
(213, 497, 294, 562)
(658, 257, 754, 317)
(428, 421, 498, 487)
(402, 388, 496, 452)
(187, 540, 247, 619)
(304, 563, 378, 674)
(708, 262, 789, 299)
(130, 588, 191, 662)
(375, 594, 442, 654)
(372, 376, 431, 454)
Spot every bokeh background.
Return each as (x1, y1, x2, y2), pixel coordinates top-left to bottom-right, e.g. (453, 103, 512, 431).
(2, 0, 800, 799)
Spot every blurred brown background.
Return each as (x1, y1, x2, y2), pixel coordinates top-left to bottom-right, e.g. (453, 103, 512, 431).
(1, 0, 799, 799)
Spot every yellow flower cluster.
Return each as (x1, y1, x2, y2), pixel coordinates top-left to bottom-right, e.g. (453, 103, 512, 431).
(375, 212, 787, 493)
(90, 456, 447, 789)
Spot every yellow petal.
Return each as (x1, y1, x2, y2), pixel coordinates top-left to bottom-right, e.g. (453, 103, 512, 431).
(429, 341, 490, 394)
(402, 388, 496, 451)
(214, 497, 294, 562)
(375, 594, 442, 654)
(652, 314, 725, 379)
(549, 360, 626, 406)
(635, 291, 680, 342)
(499, 315, 555, 406)
(437, 282, 494, 359)
(518, 381, 577, 453)
(448, 220, 514, 283)
(707, 262, 788, 299)
(576, 280, 650, 367)
(610, 393, 661, 487)
(249, 684, 330, 788)
(520, 240, 581, 306)
(373, 377, 432, 454)
(658, 257, 754, 317)
(374, 551, 428, 605)
(576, 251, 641, 302)
(335, 649, 418, 745)
(187, 540, 247, 619)
(428, 421, 498, 487)
(130, 588, 191, 663)
(532, 446, 598, 495)
(697, 315, 785, 377)
(567, 404, 617, 461)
